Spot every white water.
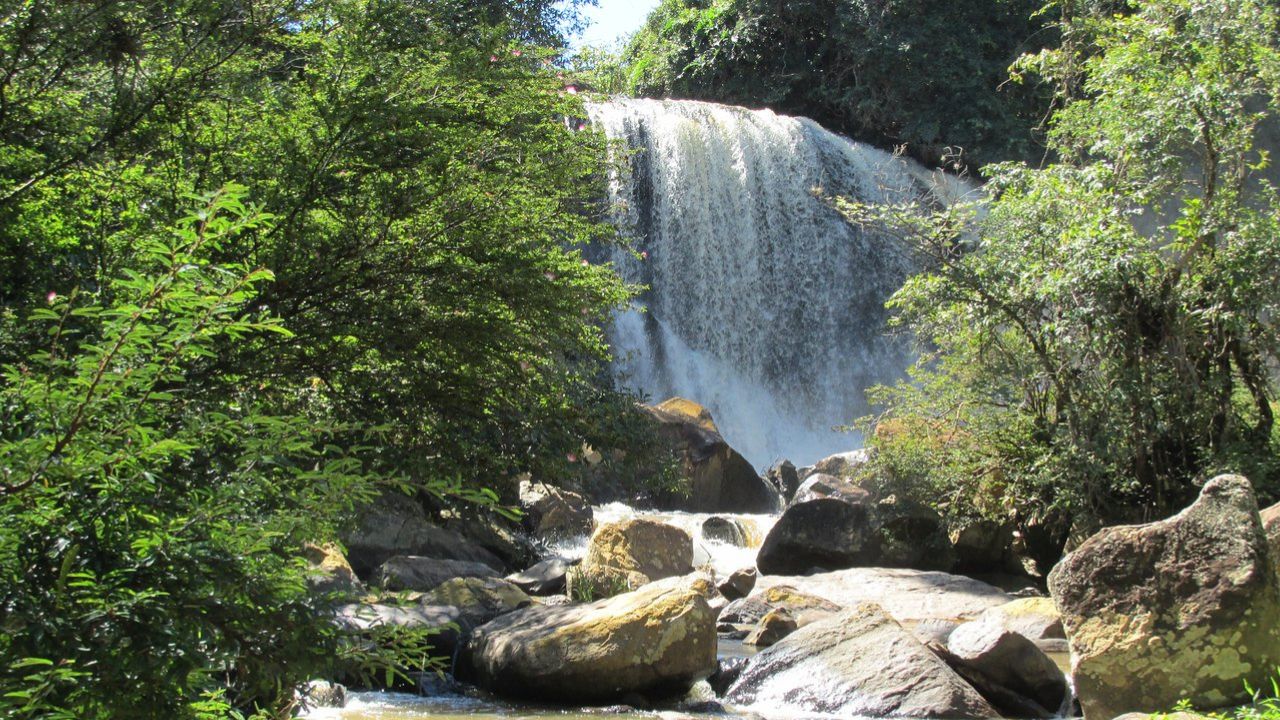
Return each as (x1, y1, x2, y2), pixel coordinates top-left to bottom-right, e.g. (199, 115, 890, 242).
(551, 502, 778, 579)
(588, 98, 974, 469)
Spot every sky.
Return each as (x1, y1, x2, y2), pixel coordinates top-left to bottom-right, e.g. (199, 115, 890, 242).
(569, 0, 662, 49)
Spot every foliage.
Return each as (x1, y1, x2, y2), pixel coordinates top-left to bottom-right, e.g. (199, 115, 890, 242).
(840, 0, 1280, 541)
(608, 0, 1055, 170)
(0, 189, 447, 718)
(0, 0, 648, 716)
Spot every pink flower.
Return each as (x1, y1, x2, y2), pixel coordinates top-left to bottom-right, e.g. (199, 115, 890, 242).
(566, 452, 578, 463)
(580, 259, 589, 266)
(489, 55, 499, 63)
(565, 85, 578, 94)
(512, 49, 523, 57)
(639, 251, 648, 260)
(45, 291, 57, 304)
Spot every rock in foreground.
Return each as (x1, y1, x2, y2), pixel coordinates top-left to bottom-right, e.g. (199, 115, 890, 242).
(726, 603, 998, 719)
(464, 576, 717, 704)
(753, 567, 1011, 624)
(1048, 474, 1280, 719)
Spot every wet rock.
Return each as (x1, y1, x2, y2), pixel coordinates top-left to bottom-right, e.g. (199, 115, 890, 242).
(726, 603, 997, 718)
(743, 608, 797, 647)
(702, 516, 749, 546)
(708, 656, 748, 696)
(753, 567, 1011, 623)
(302, 543, 364, 598)
(717, 567, 756, 601)
(519, 480, 594, 541)
(764, 460, 800, 503)
(756, 498, 878, 574)
(345, 493, 506, 577)
(507, 556, 576, 596)
(376, 555, 500, 592)
(421, 576, 532, 627)
(464, 574, 717, 703)
(1048, 474, 1280, 718)
(947, 618, 1068, 713)
(718, 584, 840, 626)
(568, 518, 693, 599)
(642, 398, 780, 514)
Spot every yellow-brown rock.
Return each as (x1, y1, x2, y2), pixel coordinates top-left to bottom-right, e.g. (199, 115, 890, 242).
(1048, 475, 1280, 719)
(464, 574, 717, 703)
(568, 518, 693, 599)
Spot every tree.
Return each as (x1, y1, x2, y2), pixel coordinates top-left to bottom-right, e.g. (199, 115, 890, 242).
(841, 0, 1280, 552)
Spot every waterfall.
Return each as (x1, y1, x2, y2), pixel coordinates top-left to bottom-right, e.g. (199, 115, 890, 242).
(587, 98, 972, 470)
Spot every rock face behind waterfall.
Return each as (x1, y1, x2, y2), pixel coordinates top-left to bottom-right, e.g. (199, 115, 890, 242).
(589, 98, 971, 468)
(1048, 474, 1280, 718)
(725, 603, 998, 718)
(464, 576, 717, 704)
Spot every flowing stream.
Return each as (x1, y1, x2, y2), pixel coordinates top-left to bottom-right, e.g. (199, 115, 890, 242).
(587, 98, 973, 469)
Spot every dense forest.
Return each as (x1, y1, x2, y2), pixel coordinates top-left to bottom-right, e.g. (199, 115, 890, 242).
(2, 0, 1279, 717)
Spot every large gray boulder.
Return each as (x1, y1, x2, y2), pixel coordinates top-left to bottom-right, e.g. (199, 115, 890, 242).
(507, 557, 576, 596)
(464, 574, 718, 703)
(642, 398, 780, 513)
(971, 597, 1065, 649)
(753, 567, 1012, 624)
(725, 603, 998, 718)
(764, 460, 801, 503)
(345, 493, 506, 577)
(420, 576, 532, 627)
(376, 555, 500, 592)
(757, 496, 957, 575)
(756, 498, 879, 574)
(946, 618, 1068, 714)
(1048, 474, 1280, 719)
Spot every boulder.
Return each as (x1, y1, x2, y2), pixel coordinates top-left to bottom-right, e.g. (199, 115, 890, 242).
(725, 603, 998, 719)
(807, 449, 870, 479)
(569, 519, 693, 599)
(1263, 501, 1280, 573)
(951, 519, 1015, 573)
(946, 618, 1068, 713)
(756, 498, 879, 575)
(702, 516, 753, 546)
(718, 584, 840, 626)
(507, 557, 576, 596)
(376, 555, 501, 592)
(298, 680, 346, 709)
(875, 496, 956, 572)
(345, 493, 506, 577)
(790, 473, 873, 506)
(743, 608, 798, 647)
(333, 602, 469, 657)
(519, 480, 594, 541)
(708, 656, 749, 697)
(464, 575, 717, 703)
(302, 543, 364, 597)
(718, 567, 756, 601)
(421, 576, 532, 627)
(643, 398, 779, 514)
(1048, 474, 1280, 719)
(765, 460, 801, 503)
(754, 567, 1012, 623)
(972, 597, 1064, 646)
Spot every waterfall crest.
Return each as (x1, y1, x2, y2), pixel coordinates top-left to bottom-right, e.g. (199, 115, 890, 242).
(588, 98, 971, 470)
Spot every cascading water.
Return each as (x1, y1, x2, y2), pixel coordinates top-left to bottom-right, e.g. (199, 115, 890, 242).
(587, 98, 972, 470)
